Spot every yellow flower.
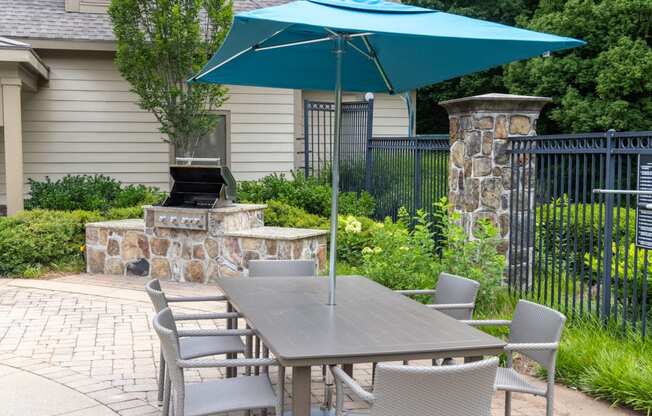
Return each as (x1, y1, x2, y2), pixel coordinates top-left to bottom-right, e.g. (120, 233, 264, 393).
(80, 244, 86, 253)
(362, 247, 373, 255)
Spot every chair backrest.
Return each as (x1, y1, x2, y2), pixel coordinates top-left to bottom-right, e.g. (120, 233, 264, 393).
(371, 358, 498, 416)
(509, 300, 566, 369)
(152, 308, 185, 401)
(433, 272, 480, 320)
(248, 259, 316, 277)
(145, 279, 169, 313)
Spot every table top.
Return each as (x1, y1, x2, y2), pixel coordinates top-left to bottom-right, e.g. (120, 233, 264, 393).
(217, 276, 506, 366)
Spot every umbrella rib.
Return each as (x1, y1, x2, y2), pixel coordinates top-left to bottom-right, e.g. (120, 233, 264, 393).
(361, 35, 394, 94)
(191, 28, 287, 81)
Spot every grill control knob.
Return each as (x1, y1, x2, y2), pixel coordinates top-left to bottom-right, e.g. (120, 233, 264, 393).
(159, 216, 168, 223)
(170, 216, 178, 224)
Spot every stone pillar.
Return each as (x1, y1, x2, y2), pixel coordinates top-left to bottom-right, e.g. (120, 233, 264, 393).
(439, 93, 550, 281)
(1, 79, 25, 215)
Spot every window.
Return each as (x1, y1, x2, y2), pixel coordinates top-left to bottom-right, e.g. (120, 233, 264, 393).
(65, 0, 110, 13)
(173, 113, 229, 166)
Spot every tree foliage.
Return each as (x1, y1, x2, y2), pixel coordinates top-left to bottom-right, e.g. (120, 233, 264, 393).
(504, 0, 652, 133)
(404, 0, 539, 133)
(109, 0, 233, 154)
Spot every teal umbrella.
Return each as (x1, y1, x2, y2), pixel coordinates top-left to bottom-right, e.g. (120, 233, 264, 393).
(192, 0, 583, 305)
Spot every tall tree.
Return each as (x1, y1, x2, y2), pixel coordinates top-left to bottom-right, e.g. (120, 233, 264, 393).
(504, 0, 652, 133)
(404, 0, 539, 133)
(109, 0, 233, 155)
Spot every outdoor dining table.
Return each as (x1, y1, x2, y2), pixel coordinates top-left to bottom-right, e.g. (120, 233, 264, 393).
(216, 275, 506, 416)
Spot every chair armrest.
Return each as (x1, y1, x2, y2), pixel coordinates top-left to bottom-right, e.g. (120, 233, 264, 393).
(166, 295, 228, 303)
(178, 357, 277, 368)
(504, 342, 559, 352)
(395, 289, 437, 296)
(330, 366, 375, 405)
(177, 328, 254, 337)
(461, 319, 512, 327)
(173, 312, 242, 321)
(427, 303, 475, 311)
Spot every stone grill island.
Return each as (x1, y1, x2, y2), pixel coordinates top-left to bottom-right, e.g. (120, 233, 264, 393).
(85, 204, 328, 282)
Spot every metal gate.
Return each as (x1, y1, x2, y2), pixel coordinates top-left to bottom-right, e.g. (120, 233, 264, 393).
(303, 99, 373, 192)
(509, 130, 652, 336)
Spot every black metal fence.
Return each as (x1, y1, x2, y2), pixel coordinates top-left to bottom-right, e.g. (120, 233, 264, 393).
(366, 135, 449, 221)
(304, 99, 450, 222)
(509, 130, 652, 336)
(303, 99, 373, 192)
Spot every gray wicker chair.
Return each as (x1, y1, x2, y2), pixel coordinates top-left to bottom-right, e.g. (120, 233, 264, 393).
(463, 300, 566, 416)
(331, 358, 498, 416)
(396, 272, 480, 320)
(153, 307, 284, 416)
(396, 272, 480, 366)
(145, 279, 251, 414)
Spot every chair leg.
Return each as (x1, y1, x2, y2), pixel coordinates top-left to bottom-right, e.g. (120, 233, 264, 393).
(546, 391, 554, 416)
(371, 362, 377, 385)
(504, 391, 511, 416)
(158, 351, 166, 402)
(276, 366, 285, 416)
(163, 369, 171, 416)
(322, 365, 333, 410)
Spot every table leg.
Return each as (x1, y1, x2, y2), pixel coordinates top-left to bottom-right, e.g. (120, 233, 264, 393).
(292, 366, 312, 416)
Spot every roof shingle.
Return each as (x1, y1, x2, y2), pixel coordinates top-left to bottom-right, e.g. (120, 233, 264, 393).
(0, 0, 291, 42)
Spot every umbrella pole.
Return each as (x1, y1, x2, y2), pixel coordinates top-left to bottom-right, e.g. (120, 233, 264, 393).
(327, 35, 344, 306)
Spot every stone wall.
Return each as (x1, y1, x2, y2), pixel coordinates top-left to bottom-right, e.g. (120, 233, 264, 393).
(86, 204, 328, 282)
(440, 93, 551, 284)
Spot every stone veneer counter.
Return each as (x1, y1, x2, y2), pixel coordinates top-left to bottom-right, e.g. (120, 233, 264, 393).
(85, 204, 328, 283)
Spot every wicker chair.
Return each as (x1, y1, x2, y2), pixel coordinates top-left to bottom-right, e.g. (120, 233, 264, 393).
(331, 358, 498, 416)
(145, 279, 251, 415)
(463, 300, 566, 416)
(395, 272, 480, 366)
(396, 272, 480, 320)
(153, 307, 284, 416)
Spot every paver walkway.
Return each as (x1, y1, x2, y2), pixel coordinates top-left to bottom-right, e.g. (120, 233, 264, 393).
(0, 274, 640, 416)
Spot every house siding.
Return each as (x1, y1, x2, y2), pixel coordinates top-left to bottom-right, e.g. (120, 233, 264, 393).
(0, 50, 296, 204)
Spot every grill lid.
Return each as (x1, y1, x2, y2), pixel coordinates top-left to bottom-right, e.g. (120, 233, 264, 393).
(162, 165, 236, 208)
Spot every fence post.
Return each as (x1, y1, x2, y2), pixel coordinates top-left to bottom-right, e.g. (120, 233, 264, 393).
(440, 94, 551, 283)
(365, 99, 374, 192)
(601, 129, 616, 321)
(303, 99, 310, 179)
(414, 136, 422, 216)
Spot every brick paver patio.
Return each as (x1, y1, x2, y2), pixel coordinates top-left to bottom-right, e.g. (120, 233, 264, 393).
(0, 275, 639, 416)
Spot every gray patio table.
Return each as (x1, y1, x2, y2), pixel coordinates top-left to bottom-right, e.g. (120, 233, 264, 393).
(216, 276, 506, 416)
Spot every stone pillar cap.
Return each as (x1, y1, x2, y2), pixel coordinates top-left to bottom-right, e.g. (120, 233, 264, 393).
(440, 93, 552, 114)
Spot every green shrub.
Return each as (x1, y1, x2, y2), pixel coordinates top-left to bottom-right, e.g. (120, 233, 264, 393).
(263, 200, 329, 229)
(545, 318, 652, 414)
(437, 210, 509, 316)
(352, 208, 438, 291)
(237, 172, 375, 217)
(26, 175, 164, 211)
(0, 208, 143, 278)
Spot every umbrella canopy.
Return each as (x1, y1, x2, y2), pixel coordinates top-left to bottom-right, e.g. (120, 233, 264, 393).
(191, 0, 584, 306)
(191, 0, 583, 93)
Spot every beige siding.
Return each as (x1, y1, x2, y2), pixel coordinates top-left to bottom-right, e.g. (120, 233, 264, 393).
(0, 50, 297, 204)
(19, 51, 170, 196)
(294, 90, 411, 169)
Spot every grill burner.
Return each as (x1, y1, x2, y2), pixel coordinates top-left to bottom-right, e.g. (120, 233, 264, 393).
(162, 164, 236, 209)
